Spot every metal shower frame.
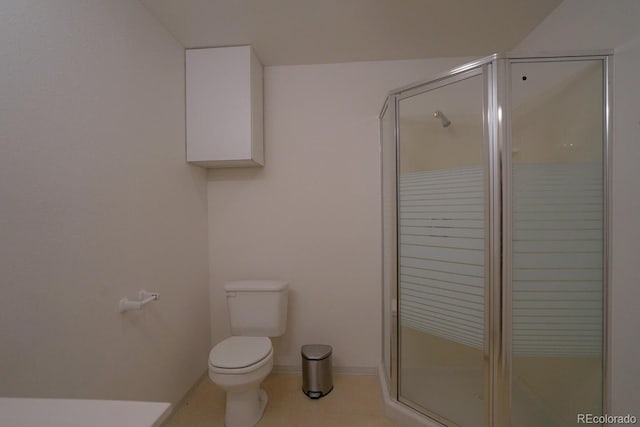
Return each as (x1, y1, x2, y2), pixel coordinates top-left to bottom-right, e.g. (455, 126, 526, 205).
(379, 51, 612, 427)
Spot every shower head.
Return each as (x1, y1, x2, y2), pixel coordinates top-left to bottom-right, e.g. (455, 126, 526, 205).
(433, 110, 451, 128)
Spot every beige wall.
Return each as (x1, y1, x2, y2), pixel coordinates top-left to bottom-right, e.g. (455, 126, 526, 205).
(207, 58, 469, 370)
(515, 0, 640, 416)
(0, 0, 210, 404)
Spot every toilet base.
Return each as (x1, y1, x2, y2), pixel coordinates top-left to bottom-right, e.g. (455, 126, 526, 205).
(225, 387, 268, 427)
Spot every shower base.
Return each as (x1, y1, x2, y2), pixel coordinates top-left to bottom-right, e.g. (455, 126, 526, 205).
(379, 365, 565, 427)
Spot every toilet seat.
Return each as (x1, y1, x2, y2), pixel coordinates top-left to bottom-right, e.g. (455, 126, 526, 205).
(209, 336, 272, 374)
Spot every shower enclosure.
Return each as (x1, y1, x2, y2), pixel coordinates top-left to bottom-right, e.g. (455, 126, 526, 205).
(380, 52, 611, 427)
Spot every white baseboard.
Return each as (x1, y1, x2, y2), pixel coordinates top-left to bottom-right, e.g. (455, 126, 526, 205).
(164, 370, 209, 424)
(273, 365, 377, 376)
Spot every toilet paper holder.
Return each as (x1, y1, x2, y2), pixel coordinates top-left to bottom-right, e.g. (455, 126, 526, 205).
(119, 290, 159, 313)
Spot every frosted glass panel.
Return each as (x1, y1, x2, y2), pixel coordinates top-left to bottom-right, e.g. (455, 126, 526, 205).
(397, 72, 486, 427)
(510, 60, 604, 426)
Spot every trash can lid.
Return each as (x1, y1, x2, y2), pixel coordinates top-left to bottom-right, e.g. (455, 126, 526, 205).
(301, 344, 332, 360)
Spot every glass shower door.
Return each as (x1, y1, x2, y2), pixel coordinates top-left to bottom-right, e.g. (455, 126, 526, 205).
(382, 53, 609, 427)
(397, 68, 488, 426)
(509, 58, 605, 427)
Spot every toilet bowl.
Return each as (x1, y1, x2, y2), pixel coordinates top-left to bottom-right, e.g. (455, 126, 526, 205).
(209, 336, 274, 427)
(208, 281, 288, 427)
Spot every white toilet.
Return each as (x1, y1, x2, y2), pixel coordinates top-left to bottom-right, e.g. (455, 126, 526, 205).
(208, 280, 288, 427)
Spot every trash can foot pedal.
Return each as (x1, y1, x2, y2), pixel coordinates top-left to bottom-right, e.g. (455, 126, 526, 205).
(307, 390, 322, 399)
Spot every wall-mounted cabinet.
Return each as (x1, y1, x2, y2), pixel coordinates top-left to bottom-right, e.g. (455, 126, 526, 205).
(186, 46, 264, 167)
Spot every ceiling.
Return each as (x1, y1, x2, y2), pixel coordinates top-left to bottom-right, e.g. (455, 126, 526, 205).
(139, 0, 563, 66)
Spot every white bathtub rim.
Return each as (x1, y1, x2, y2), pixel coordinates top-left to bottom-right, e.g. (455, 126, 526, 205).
(0, 397, 172, 427)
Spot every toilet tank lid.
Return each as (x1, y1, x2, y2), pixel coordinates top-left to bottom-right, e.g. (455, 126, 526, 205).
(225, 280, 288, 292)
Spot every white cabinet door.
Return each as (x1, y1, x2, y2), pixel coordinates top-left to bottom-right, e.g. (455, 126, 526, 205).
(186, 46, 263, 168)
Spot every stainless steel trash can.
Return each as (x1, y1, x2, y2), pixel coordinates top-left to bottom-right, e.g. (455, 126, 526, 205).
(301, 344, 333, 399)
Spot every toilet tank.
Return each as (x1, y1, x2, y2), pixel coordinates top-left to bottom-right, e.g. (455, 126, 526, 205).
(225, 280, 288, 337)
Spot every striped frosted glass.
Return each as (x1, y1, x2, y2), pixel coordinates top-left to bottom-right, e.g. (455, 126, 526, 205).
(512, 162, 603, 357)
(398, 163, 602, 356)
(398, 166, 485, 349)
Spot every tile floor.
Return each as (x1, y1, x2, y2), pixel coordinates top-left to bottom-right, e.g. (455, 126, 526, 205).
(162, 373, 397, 427)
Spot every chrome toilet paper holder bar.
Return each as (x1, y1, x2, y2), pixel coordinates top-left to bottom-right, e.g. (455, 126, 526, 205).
(119, 290, 159, 313)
